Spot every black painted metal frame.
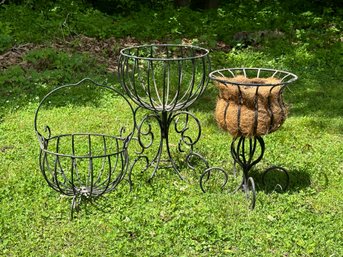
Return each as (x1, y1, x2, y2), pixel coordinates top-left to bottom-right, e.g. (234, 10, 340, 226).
(35, 59, 299, 217)
(118, 44, 211, 181)
(200, 68, 298, 209)
(34, 78, 135, 218)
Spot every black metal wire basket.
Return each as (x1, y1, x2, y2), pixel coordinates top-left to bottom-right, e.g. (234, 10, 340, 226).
(210, 68, 298, 137)
(34, 78, 135, 217)
(119, 44, 211, 112)
(200, 68, 298, 209)
(117, 44, 211, 180)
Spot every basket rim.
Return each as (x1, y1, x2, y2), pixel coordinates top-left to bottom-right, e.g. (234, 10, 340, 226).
(38, 132, 126, 159)
(120, 44, 209, 61)
(209, 68, 298, 87)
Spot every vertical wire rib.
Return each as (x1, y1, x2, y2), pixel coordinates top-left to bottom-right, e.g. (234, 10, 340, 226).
(94, 135, 107, 186)
(113, 138, 121, 186)
(40, 151, 51, 189)
(100, 137, 119, 191)
(147, 60, 157, 110)
(162, 60, 167, 110)
(124, 53, 134, 97)
(166, 61, 171, 109)
(237, 85, 242, 136)
(243, 68, 247, 78)
(199, 56, 208, 95)
(42, 150, 59, 192)
(251, 137, 258, 162)
(139, 58, 150, 106)
(119, 139, 127, 183)
(49, 138, 58, 186)
(135, 58, 153, 107)
(272, 70, 279, 78)
(170, 59, 182, 110)
(99, 138, 113, 194)
(132, 58, 144, 107)
(268, 87, 275, 131)
(105, 153, 112, 192)
(183, 47, 196, 103)
(253, 87, 259, 136)
(227, 69, 235, 77)
(181, 45, 185, 58)
(151, 59, 163, 107)
(223, 98, 230, 130)
(241, 137, 247, 168)
(51, 142, 63, 192)
(179, 58, 196, 109)
(123, 55, 132, 98)
(280, 73, 292, 83)
(134, 48, 151, 107)
(97, 136, 111, 189)
(257, 68, 261, 78)
(250, 137, 261, 167)
(54, 136, 66, 195)
(56, 136, 68, 184)
(88, 134, 94, 196)
(236, 137, 244, 167)
(108, 138, 120, 190)
(252, 136, 265, 167)
(71, 134, 76, 195)
(248, 137, 254, 166)
(217, 71, 225, 77)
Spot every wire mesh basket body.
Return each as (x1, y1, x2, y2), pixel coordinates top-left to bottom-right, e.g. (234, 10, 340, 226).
(39, 133, 127, 197)
(119, 44, 211, 112)
(210, 68, 298, 137)
(34, 78, 134, 202)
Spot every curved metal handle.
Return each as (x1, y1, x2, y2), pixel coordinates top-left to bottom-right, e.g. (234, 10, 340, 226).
(34, 78, 135, 145)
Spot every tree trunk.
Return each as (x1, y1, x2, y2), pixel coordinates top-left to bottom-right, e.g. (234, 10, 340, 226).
(174, 0, 190, 7)
(191, 0, 219, 9)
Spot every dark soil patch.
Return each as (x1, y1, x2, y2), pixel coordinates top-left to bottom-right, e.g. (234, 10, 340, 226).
(0, 36, 231, 72)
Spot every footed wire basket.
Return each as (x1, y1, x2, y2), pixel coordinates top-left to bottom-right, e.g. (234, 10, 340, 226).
(34, 78, 135, 218)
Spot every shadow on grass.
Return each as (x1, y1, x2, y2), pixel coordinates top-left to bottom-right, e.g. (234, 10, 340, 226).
(0, 47, 119, 121)
(286, 79, 343, 119)
(65, 179, 134, 220)
(65, 166, 326, 219)
(251, 168, 313, 194)
(199, 165, 314, 195)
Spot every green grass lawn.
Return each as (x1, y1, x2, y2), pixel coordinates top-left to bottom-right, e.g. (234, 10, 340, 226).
(0, 1, 342, 256)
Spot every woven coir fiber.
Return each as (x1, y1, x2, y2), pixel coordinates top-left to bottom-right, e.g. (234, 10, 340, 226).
(214, 75, 288, 137)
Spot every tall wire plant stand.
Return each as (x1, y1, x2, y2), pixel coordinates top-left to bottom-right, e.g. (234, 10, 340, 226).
(119, 44, 211, 181)
(200, 68, 298, 209)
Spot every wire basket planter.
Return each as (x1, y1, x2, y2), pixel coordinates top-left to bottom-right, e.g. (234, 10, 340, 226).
(119, 44, 211, 180)
(200, 68, 298, 209)
(34, 78, 135, 218)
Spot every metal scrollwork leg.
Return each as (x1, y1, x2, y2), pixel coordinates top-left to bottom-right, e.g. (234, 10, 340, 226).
(262, 165, 290, 192)
(130, 108, 168, 180)
(118, 44, 211, 183)
(204, 67, 298, 209)
(70, 194, 82, 220)
(129, 107, 208, 181)
(173, 111, 209, 171)
(242, 176, 256, 210)
(200, 167, 228, 193)
(199, 135, 290, 209)
(229, 136, 265, 209)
